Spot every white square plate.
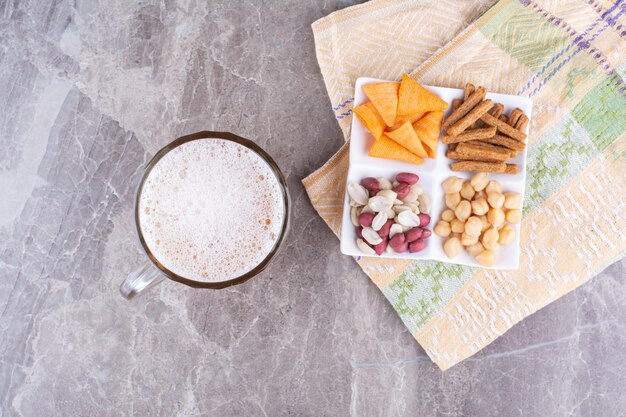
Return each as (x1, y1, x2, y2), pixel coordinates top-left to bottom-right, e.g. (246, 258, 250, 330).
(340, 77, 533, 269)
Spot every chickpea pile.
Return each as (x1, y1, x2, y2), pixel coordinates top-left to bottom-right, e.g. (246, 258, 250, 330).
(435, 173, 522, 266)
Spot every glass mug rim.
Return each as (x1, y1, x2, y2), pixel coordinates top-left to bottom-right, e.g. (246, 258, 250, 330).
(133, 131, 291, 290)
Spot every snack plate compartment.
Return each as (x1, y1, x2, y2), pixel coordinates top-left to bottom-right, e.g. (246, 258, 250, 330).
(340, 77, 533, 270)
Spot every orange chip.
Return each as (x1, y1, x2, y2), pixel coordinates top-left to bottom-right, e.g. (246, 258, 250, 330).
(386, 121, 429, 158)
(412, 111, 444, 158)
(390, 111, 425, 130)
(369, 135, 423, 165)
(353, 102, 386, 139)
(362, 82, 400, 127)
(397, 74, 448, 117)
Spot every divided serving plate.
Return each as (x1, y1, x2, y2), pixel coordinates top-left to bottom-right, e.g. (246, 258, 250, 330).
(340, 77, 532, 269)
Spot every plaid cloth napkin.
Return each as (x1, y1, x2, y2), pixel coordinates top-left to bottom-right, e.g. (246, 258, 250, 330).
(303, 0, 626, 370)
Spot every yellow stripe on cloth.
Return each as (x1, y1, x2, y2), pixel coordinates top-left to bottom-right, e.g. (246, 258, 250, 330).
(302, 142, 350, 237)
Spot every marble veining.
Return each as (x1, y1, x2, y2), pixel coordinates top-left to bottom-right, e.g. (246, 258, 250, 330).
(0, 1, 624, 416)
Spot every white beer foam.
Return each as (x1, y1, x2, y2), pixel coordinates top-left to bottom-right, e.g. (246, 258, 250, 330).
(139, 138, 285, 282)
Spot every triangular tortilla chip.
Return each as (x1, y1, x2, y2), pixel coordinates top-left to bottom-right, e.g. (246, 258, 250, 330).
(369, 135, 423, 165)
(353, 101, 386, 139)
(386, 121, 428, 158)
(397, 74, 448, 117)
(362, 82, 400, 127)
(412, 111, 444, 158)
(390, 111, 425, 130)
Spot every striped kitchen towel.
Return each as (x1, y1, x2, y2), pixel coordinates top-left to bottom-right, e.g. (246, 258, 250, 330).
(303, 0, 626, 370)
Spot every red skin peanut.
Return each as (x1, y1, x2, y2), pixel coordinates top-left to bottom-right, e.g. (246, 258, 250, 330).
(394, 242, 408, 253)
(395, 172, 419, 184)
(378, 219, 394, 238)
(360, 177, 380, 192)
(409, 238, 426, 253)
(389, 233, 406, 251)
(358, 212, 374, 227)
(404, 227, 423, 243)
(393, 183, 410, 199)
(373, 238, 388, 255)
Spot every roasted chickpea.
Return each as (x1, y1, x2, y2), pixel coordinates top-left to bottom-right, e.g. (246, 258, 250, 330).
(506, 209, 522, 224)
(444, 237, 462, 258)
(498, 224, 515, 245)
(485, 180, 502, 194)
(466, 242, 484, 257)
(460, 181, 475, 200)
(471, 198, 489, 216)
(487, 207, 505, 226)
(441, 209, 455, 222)
(445, 192, 461, 210)
(482, 227, 500, 251)
(450, 218, 465, 234)
(442, 176, 463, 193)
(473, 190, 486, 200)
(464, 216, 482, 236)
(461, 232, 479, 246)
(434, 221, 451, 237)
(454, 200, 471, 221)
(487, 192, 505, 209)
(470, 172, 489, 191)
(503, 192, 521, 210)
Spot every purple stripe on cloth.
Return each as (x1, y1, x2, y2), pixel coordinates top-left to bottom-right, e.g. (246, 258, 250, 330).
(333, 97, 354, 111)
(523, 0, 626, 97)
(518, 0, 624, 95)
(336, 110, 352, 120)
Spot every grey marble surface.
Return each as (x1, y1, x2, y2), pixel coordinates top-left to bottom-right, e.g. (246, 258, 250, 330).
(0, 1, 624, 416)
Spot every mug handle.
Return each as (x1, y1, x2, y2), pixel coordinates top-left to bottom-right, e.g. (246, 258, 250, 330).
(120, 261, 166, 299)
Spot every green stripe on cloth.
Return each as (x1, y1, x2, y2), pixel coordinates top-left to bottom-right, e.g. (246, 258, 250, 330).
(571, 77, 626, 151)
(475, 0, 521, 38)
(524, 75, 626, 213)
(383, 261, 474, 333)
(478, 0, 570, 72)
(524, 114, 598, 213)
